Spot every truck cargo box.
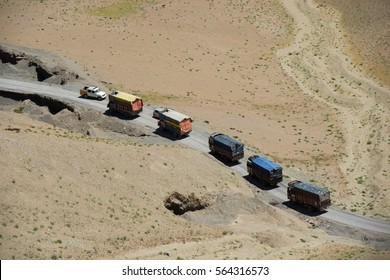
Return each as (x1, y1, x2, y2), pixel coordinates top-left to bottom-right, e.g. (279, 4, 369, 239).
(287, 180, 331, 211)
(247, 155, 283, 186)
(107, 91, 143, 117)
(158, 109, 192, 137)
(209, 133, 244, 162)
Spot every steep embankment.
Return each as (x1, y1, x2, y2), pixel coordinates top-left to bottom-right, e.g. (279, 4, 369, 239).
(2, 110, 369, 260)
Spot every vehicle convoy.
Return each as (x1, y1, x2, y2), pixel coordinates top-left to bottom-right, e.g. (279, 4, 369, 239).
(247, 155, 283, 186)
(80, 86, 107, 100)
(287, 180, 331, 211)
(209, 133, 244, 162)
(107, 90, 143, 117)
(157, 109, 192, 137)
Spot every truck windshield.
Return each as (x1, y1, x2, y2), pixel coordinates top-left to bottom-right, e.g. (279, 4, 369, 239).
(320, 192, 330, 201)
(234, 144, 243, 152)
(270, 169, 282, 177)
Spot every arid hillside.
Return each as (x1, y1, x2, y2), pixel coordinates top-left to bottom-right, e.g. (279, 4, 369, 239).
(2, 0, 389, 219)
(317, 0, 390, 88)
(1, 108, 389, 260)
(0, 0, 389, 259)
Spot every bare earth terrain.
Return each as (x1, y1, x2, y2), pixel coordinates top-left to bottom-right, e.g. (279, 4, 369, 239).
(0, 0, 389, 259)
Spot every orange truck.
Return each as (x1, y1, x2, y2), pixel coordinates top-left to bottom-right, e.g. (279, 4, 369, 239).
(158, 109, 192, 137)
(107, 91, 143, 117)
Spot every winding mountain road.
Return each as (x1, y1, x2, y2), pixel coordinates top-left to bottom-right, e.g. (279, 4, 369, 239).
(1, 77, 389, 236)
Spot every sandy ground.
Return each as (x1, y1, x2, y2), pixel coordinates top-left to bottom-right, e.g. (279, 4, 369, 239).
(1, 109, 389, 260)
(0, 0, 389, 259)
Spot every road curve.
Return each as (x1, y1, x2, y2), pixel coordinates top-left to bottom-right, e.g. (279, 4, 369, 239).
(1, 77, 389, 235)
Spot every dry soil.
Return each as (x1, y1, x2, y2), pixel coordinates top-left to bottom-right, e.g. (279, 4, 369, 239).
(0, 0, 389, 259)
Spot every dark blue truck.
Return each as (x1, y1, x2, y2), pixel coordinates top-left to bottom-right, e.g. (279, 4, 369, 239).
(247, 155, 283, 186)
(208, 133, 244, 162)
(287, 180, 331, 211)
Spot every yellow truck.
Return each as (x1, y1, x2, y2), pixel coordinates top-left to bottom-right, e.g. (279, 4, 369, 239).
(107, 91, 143, 117)
(157, 109, 192, 137)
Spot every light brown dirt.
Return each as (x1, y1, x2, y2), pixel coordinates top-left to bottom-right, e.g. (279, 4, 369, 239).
(317, 0, 390, 89)
(0, 0, 389, 259)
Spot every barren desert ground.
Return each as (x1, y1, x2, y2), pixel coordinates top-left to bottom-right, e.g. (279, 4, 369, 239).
(0, 0, 389, 259)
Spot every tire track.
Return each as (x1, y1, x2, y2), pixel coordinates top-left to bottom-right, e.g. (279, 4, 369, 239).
(277, 0, 390, 212)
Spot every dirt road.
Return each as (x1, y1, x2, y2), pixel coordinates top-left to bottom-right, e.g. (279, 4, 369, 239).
(1, 76, 389, 235)
(1, 0, 390, 259)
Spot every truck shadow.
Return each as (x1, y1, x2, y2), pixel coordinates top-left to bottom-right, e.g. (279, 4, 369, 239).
(208, 152, 241, 167)
(103, 110, 140, 120)
(282, 201, 328, 217)
(77, 95, 106, 101)
(243, 175, 279, 191)
(152, 128, 189, 141)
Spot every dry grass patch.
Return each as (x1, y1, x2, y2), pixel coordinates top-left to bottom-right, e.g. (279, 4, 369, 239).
(90, 0, 156, 19)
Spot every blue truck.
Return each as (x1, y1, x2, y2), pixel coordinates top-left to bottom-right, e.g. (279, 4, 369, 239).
(208, 133, 244, 162)
(247, 155, 283, 186)
(287, 180, 331, 211)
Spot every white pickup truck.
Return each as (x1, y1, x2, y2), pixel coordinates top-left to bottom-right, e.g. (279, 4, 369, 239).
(80, 86, 107, 100)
